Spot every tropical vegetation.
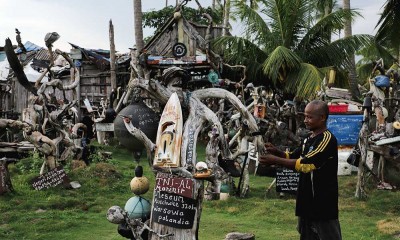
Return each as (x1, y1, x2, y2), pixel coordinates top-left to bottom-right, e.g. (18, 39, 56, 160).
(357, 0, 400, 82)
(213, 0, 372, 99)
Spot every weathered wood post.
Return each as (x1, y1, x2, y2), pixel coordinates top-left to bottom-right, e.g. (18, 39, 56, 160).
(0, 158, 17, 195)
(109, 19, 117, 91)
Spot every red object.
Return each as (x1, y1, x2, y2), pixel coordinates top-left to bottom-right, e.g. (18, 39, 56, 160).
(328, 104, 348, 113)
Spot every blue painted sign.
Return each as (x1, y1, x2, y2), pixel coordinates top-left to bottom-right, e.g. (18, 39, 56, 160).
(327, 114, 363, 145)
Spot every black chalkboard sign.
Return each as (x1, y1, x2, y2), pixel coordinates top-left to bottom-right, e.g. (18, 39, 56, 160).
(276, 167, 300, 194)
(152, 191, 196, 229)
(31, 166, 70, 190)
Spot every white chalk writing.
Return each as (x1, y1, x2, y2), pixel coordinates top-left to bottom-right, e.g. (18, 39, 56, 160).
(276, 167, 299, 193)
(152, 191, 196, 229)
(31, 166, 69, 191)
(186, 127, 195, 165)
(155, 173, 193, 199)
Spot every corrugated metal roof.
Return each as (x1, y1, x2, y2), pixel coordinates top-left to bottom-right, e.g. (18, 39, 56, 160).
(34, 49, 60, 61)
(16, 41, 43, 53)
(69, 43, 110, 70)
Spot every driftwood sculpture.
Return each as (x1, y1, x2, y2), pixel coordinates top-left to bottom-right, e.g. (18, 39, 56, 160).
(111, 2, 265, 237)
(119, 68, 264, 239)
(354, 59, 400, 199)
(2, 35, 82, 174)
(203, 124, 230, 200)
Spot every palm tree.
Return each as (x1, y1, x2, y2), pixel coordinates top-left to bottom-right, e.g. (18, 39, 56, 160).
(214, 0, 371, 99)
(343, 0, 361, 100)
(222, 0, 231, 36)
(375, 0, 400, 63)
(356, 0, 399, 83)
(316, 0, 334, 17)
(133, 0, 144, 77)
(133, 0, 144, 52)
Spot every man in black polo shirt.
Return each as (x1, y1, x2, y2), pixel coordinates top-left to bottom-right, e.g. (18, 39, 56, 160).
(260, 100, 342, 240)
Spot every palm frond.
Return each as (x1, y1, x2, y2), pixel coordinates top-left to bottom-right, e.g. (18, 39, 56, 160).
(315, 0, 334, 18)
(375, 0, 400, 51)
(262, 46, 302, 83)
(356, 62, 374, 84)
(213, 36, 268, 63)
(262, 0, 313, 48)
(297, 8, 361, 52)
(356, 38, 396, 64)
(286, 63, 324, 98)
(304, 34, 373, 69)
(231, 0, 272, 47)
(212, 36, 268, 81)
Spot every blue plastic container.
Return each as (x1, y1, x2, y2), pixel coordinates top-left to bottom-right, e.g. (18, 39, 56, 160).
(374, 75, 390, 87)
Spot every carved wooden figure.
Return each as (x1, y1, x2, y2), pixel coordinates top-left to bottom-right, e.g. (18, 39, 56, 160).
(154, 93, 183, 168)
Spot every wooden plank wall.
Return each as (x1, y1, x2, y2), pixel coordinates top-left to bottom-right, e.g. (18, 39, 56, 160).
(0, 81, 13, 117)
(80, 63, 111, 108)
(2, 62, 112, 121)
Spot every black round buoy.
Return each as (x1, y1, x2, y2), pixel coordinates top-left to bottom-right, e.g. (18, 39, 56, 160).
(114, 101, 159, 153)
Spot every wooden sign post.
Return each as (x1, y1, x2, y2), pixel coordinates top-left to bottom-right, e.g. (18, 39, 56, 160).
(151, 173, 196, 229)
(149, 172, 201, 239)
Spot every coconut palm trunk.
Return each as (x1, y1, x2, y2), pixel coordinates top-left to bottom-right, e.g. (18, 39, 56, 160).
(222, 0, 231, 36)
(133, 0, 144, 52)
(133, 0, 144, 78)
(343, 0, 361, 100)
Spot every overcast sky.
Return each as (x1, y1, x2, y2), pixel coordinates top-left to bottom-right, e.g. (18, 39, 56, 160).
(0, 0, 386, 53)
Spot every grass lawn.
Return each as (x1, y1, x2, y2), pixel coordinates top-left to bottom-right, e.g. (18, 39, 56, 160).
(1, 142, 399, 240)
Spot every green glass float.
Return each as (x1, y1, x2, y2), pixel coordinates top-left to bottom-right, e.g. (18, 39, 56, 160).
(124, 196, 151, 220)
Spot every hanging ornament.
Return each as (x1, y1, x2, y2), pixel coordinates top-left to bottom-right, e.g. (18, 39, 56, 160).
(124, 196, 151, 220)
(130, 166, 150, 195)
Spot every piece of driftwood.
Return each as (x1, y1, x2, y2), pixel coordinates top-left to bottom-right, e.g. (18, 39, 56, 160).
(204, 125, 229, 200)
(37, 50, 80, 97)
(122, 116, 156, 165)
(0, 158, 17, 195)
(109, 19, 117, 90)
(225, 232, 255, 240)
(355, 121, 368, 199)
(368, 144, 400, 187)
(325, 87, 353, 100)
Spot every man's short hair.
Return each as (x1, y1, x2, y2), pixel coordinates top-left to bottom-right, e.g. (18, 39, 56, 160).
(309, 100, 329, 120)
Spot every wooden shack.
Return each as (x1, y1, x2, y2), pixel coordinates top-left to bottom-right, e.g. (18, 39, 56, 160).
(0, 42, 130, 120)
(140, 10, 223, 80)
